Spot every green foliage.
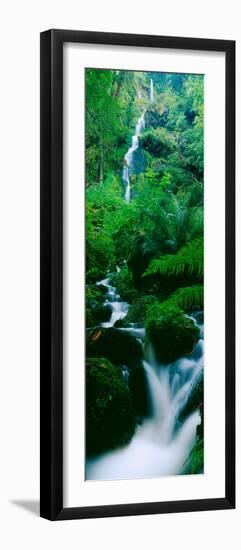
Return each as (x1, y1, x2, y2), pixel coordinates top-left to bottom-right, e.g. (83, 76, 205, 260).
(185, 438, 204, 474)
(86, 357, 136, 455)
(145, 303, 200, 363)
(86, 285, 103, 305)
(85, 68, 204, 462)
(143, 238, 204, 280)
(86, 174, 125, 281)
(165, 285, 204, 311)
(86, 70, 204, 289)
(110, 266, 138, 303)
(124, 295, 158, 324)
(85, 69, 137, 185)
(140, 127, 175, 158)
(86, 307, 96, 329)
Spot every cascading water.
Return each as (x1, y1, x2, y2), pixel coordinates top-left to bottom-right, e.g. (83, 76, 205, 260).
(122, 113, 145, 202)
(86, 77, 203, 481)
(97, 276, 129, 328)
(122, 80, 154, 201)
(86, 276, 203, 481)
(150, 78, 154, 102)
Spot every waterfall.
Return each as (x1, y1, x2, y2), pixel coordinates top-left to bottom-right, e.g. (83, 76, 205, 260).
(150, 78, 154, 102)
(122, 81, 153, 201)
(86, 275, 204, 481)
(122, 113, 145, 202)
(97, 275, 129, 328)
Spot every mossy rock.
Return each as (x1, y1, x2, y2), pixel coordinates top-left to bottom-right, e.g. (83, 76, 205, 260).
(114, 318, 129, 328)
(86, 267, 106, 285)
(86, 302, 112, 328)
(86, 327, 142, 368)
(146, 305, 200, 364)
(86, 285, 112, 328)
(86, 357, 136, 455)
(93, 303, 112, 323)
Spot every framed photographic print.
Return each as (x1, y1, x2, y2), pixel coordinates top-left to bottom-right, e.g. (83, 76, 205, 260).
(40, 29, 235, 520)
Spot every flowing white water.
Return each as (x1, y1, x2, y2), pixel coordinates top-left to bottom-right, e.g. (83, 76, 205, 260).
(150, 78, 154, 102)
(87, 276, 203, 481)
(97, 276, 129, 328)
(122, 112, 145, 202)
(122, 80, 154, 201)
(87, 76, 203, 480)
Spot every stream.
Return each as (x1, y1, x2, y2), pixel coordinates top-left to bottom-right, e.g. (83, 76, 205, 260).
(86, 82, 203, 481)
(122, 112, 145, 202)
(86, 275, 203, 481)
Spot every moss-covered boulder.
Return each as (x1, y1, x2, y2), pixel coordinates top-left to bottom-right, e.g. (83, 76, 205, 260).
(86, 285, 112, 328)
(86, 357, 136, 455)
(146, 305, 200, 364)
(86, 303, 112, 328)
(114, 318, 129, 328)
(86, 327, 142, 368)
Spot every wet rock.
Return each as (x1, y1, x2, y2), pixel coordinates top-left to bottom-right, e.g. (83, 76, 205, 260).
(114, 318, 129, 328)
(86, 327, 142, 368)
(131, 146, 146, 174)
(86, 357, 136, 455)
(146, 306, 200, 364)
(128, 365, 149, 417)
(92, 303, 112, 323)
(86, 303, 112, 328)
(97, 283, 109, 294)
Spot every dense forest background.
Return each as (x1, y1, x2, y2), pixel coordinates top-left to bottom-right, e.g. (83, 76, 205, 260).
(85, 68, 204, 476)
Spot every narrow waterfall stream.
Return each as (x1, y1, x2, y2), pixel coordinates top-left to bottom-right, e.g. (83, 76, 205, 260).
(150, 78, 154, 102)
(122, 112, 145, 202)
(86, 78, 203, 481)
(86, 275, 203, 481)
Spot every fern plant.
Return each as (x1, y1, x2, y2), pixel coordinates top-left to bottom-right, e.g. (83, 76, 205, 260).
(165, 284, 203, 310)
(143, 237, 203, 280)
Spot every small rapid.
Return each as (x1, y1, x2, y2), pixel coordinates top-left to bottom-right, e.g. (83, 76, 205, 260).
(97, 277, 129, 328)
(86, 78, 203, 481)
(86, 275, 203, 481)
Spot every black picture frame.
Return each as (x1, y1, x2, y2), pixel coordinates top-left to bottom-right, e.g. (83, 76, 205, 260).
(40, 29, 235, 521)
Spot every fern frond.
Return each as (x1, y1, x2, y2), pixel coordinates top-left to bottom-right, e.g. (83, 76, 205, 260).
(165, 285, 203, 311)
(143, 238, 203, 280)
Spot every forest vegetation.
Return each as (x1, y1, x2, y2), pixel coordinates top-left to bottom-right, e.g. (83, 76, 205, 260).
(85, 68, 204, 477)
